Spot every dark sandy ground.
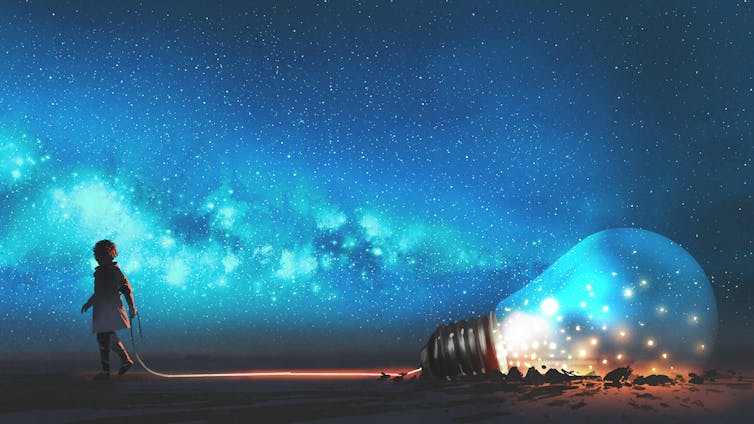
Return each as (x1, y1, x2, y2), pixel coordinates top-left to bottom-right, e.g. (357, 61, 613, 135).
(2, 358, 753, 423)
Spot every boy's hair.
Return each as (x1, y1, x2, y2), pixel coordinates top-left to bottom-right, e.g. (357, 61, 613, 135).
(93, 239, 118, 262)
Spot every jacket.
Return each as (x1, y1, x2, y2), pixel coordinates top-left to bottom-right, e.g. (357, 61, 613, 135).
(85, 262, 135, 333)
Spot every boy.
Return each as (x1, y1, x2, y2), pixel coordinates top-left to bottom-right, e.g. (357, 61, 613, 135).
(81, 239, 137, 380)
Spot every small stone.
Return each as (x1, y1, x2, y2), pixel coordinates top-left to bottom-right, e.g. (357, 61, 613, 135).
(688, 373, 704, 384)
(506, 366, 523, 382)
(543, 368, 571, 383)
(604, 366, 632, 383)
(635, 374, 673, 386)
(523, 367, 546, 385)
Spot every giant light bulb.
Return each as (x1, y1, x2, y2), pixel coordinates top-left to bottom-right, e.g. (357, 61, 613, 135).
(419, 228, 718, 379)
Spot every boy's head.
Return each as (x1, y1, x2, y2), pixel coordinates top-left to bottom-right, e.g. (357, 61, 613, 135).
(93, 239, 118, 265)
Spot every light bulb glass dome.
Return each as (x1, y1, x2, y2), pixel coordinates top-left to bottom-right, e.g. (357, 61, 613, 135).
(492, 228, 717, 375)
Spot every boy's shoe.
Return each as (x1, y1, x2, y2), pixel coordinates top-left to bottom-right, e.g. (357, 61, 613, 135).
(118, 359, 135, 376)
(92, 372, 110, 381)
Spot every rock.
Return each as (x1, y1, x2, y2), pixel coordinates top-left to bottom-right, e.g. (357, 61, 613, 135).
(506, 366, 523, 382)
(523, 367, 546, 385)
(543, 368, 571, 384)
(688, 372, 704, 384)
(634, 374, 673, 386)
(604, 366, 632, 383)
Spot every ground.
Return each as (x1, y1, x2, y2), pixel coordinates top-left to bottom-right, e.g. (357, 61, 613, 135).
(1, 358, 753, 423)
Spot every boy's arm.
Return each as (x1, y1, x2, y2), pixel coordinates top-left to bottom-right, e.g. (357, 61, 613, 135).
(119, 274, 137, 317)
(81, 294, 94, 313)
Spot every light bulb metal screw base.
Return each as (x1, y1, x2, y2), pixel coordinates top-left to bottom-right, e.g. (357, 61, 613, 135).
(419, 312, 500, 379)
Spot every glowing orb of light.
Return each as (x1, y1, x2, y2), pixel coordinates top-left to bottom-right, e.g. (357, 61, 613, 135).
(540, 297, 559, 316)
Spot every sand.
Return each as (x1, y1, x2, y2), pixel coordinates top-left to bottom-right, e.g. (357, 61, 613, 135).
(1, 361, 753, 423)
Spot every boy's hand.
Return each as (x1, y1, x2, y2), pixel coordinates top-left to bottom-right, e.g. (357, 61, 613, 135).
(129, 308, 138, 319)
(81, 303, 91, 313)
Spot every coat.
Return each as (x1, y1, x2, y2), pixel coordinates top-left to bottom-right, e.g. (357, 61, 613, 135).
(85, 262, 135, 333)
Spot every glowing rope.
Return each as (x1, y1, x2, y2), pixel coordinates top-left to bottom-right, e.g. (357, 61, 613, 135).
(129, 317, 422, 379)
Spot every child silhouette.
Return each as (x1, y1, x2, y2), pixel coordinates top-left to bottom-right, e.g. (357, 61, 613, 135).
(81, 240, 137, 380)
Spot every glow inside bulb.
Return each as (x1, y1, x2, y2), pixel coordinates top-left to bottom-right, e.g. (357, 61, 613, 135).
(492, 228, 717, 375)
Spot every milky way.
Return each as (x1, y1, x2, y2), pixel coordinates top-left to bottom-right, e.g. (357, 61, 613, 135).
(0, 1, 751, 361)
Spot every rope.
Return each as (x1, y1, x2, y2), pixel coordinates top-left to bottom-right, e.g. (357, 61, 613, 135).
(128, 315, 422, 379)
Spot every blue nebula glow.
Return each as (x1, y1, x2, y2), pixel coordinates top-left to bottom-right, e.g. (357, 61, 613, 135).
(494, 229, 717, 374)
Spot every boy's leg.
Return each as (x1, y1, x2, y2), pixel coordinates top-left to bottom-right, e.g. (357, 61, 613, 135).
(110, 332, 134, 375)
(96, 332, 111, 374)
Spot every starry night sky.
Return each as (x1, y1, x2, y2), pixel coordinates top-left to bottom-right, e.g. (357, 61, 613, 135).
(1, 1, 751, 364)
